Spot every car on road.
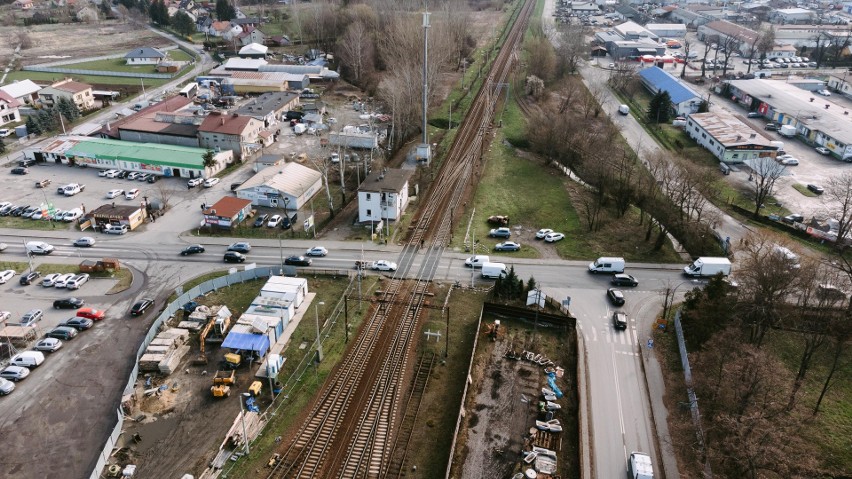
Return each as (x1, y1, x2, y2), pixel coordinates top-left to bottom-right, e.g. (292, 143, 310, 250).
(253, 214, 269, 227)
(11, 167, 28, 175)
(187, 177, 203, 188)
(0, 377, 14, 395)
(54, 297, 85, 309)
(45, 326, 78, 340)
(76, 307, 105, 321)
(817, 89, 832, 96)
(0, 269, 15, 284)
(60, 317, 94, 331)
(130, 298, 155, 317)
(106, 189, 124, 199)
(227, 242, 251, 253)
(783, 213, 804, 224)
(180, 244, 205, 256)
(807, 184, 824, 195)
(372, 260, 398, 271)
(747, 111, 761, 118)
(607, 288, 626, 306)
(203, 177, 220, 188)
(306, 246, 329, 257)
(0, 366, 30, 382)
(34, 337, 63, 353)
(284, 255, 312, 266)
(66, 273, 90, 290)
(765, 123, 779, 131)
(73, 237, 96, 247)
(544, 232, 565, 243)
(815, 147, 830, 155)
(267, 214, 283, 227)
(41, 273, 61, 287)
(125, 188, 140, 199)
(19, 271, 41, 285)
(53, 273, 76, 288)
(224, 251, 246, 263)
(779, 157, 799, 166)
(494, 241, 521, 252)
(612, 311, 628, 330)
(611, 273, 639, 287)
(489, 227, 511, 238)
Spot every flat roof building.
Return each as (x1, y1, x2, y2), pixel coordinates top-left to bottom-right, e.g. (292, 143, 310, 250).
(638, 67, 703, 117)
(686, 110, 779, 164)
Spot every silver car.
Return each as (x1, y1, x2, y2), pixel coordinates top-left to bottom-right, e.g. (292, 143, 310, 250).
(0, 377, 15, 395)
(34, 338, 63, 353)
(0, 366, 30, 382)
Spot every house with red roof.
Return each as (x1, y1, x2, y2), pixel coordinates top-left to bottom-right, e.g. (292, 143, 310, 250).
(38, 78, 95, 111)
(198, 111, 264, 159)
(0, 91, 22, 126)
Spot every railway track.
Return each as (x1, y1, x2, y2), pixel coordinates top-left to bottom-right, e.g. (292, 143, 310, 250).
(264, 1, 535, 477)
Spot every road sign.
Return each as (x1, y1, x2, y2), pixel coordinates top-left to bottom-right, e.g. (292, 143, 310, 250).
(647, 338, 654, 349)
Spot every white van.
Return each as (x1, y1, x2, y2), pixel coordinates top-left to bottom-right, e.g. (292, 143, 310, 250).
(25, 241, 54, 255)
(10, 351, 45, 368)
(481, 262, 508, 279)
(618, 104, 630, 115)
(464, 255, 490, 268)
(588, 256, 625, 274)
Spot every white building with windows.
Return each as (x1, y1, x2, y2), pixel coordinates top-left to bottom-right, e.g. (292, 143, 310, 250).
(357, 169, 413, 224)
(235, 162, 322, 209)
(686, 111, 779, 164)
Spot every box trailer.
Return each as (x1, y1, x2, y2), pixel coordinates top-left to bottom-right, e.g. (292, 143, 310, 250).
(683, 257, 732, 277)
(779, 124, 797, 137)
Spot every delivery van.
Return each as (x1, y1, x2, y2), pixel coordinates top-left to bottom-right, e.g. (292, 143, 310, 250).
(464, 255, 490, 268)
(481, 262, 508, 279)
(10, 351, 45, 368)
(588, 257, 625, 274)
(628, 451, 654, 479)
(683, 257, 731, 277)
(618, 104, 630, 115)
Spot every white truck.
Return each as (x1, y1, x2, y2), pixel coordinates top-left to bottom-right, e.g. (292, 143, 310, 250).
(481, 262, 508, 279)
(588, 256, 625, 274)
(628, 451, 654, 479)
(62, 183, 86, 196)
(683, 257, 731, 277)
(779, 124, 796, 137)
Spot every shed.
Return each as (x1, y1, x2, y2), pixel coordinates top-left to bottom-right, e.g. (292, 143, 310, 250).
(221, 330, 270, 357)
(258, 285, 299, 306)
(203, 196, 253, 228)
(265, 276, 308, 303)
(250, 296, 294, 320)
(238, 313, 284, 341)
(85, 204, 147, 231)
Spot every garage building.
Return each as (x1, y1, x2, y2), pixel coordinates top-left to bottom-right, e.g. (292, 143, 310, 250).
(638, 67, 703, 117)
(686, 110, 779, 163)
(236, 162, 323, 210)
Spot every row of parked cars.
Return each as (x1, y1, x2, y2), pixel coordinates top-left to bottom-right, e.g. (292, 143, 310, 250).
(0, 202, 83, 222)
(0, 305, 105, 395)
(0, 270, 90, 289)
(98, 169, 160, 184)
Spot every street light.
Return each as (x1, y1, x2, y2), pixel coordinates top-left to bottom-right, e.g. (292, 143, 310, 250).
(238, 392, 251, 455)
(662, 280, 702, 321)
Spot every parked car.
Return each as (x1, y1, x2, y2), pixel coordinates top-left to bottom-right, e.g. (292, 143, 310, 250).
(783, 213, 804, 224)
(19, 271, 41, 285)
(34, 337, 62, 353)
(489, 227, 511, 238)
(105, 169, 121, 178)
(41, 273, 61, 287)
(371, 260, 398, 271)
(815, 147, 830, 155)
(494, 241, 521, 252)
(779, 157, 799, 166)
(306, 246, 328, 257)
(817, 89, 832, 96)
(0, 366, 30, 382)
(147, 175, 158, 184)
(180, 244, 205, 256)
(76, 307, 105, 321)
(187, 177, 203, 188)
(227, 242, 251, 253)
(544, 232, 565, 243)
(11, 167, 28, 175)
(35, 179, 51, 188)
(19, 309, 43, 326)
(203, 177, 220, 188)
(747, 112, 761, 118)
(612, 311, 628, 330)
(0, 270, 14, 284)
(535, 228, 554, 239)
(284, 255, 312, 266)
(267, 214, 283, 227)
(230, 182, 243, 192)
(73, 237, 96, 247)
(253, 214, 269, 227)
(224, 251, 246, 263)
(130, 298, 155, 317)
(60, 316, 94, 330)
(53, 273, 76, 288)
(0, 377, 14, 395)
(54, 297, 85, 309)
(66, 273, 90, 290)
(125, 188, 140, 199)
(611, 274, 639, 287)
(807, 184, 825, 194)
(104, 224, 129, 235)
(607, 288, 626, 306)
(0, 311, 10, 323)
(106, 189, 124, 199)
(137, 173, 151, 182)
(765, 123, 779, 131)
(45, 326, 78, 340)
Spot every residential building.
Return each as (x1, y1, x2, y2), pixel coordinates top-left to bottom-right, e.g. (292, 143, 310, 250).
(236, 26, 266, 47)
(124, 47, 166, 65)
(239, 42, 268, 59)
(38, 78, 95, 111)
(686, 111, 779, 163)
(0, 79, 41, 105)
(235, 162, 323, 209)
(638, 67, 703, 117)
(202, 197, 253, 228)
(0, 91, 22, 126)
(766, 44, 797, 59)
(198, 111, 264, 159)
(357, 169, 414, 224)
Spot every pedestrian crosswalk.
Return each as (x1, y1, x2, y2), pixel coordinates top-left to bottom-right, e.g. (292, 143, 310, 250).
(577, 319, 640, 355)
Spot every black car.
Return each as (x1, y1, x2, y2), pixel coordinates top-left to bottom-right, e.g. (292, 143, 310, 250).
(60, 317, 94, 331)
(116, 170, 129, 179)
(807, 184, 824, 195)
(611, 274, 639, 287)
(607, 288, 625, 306)
(45, 326, 78, 340)
(53, 297, 85, 309)
(282, 213, 297, 230)
(10, 205, 28, 216)
(130, 298, 155, 317)
(147, 175, 159, 184)
(612, 311, 628, 330)
(19, 271, 41, 285)
(253, 214, 269, 228)
(11, 167, 28, 175)
(180, 244, 206, 256)
(230, 182, 243, 192)
(783, 213, 804, 224)
(182, 301, 199, 314)
(284, 255, 312, 266)
(224, 251, 246, 263)
(227, 242, 251, 253)
(19, 158, 36, 167)
(765, 123, 779, 131)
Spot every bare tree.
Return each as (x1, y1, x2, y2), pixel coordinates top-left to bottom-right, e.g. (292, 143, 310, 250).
(750, 156, 786, 218)
(680, 38, 692, 79)
(154, 182, 176, 208)
(813, 316, 852, 414)
(700, 34, 718, 77)
(336, 20, 375, 86)
(720, 34, 741, 77)
(524, 34, 556, 82)
(824, 171, 852, 249)
(555, 23, 588, 77)
(757, 25, 776, 58)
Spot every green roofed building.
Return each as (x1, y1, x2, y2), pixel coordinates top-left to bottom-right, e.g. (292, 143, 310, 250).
(51, 137, 233, 179)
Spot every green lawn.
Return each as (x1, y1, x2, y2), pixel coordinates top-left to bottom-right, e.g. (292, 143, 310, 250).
(4, 70, 175, 88)
(792, 183, 819, 197)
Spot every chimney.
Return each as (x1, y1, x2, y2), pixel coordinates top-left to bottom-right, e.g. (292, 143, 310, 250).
(736, 135, 742, 142)
(825, 104, 830, 109)
(750, 133, 756, 139)
(220, 118, 225, 126)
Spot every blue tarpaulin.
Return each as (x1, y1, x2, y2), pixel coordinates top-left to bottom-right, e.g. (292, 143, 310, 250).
(546, 371, 563, 399)
(221, 332, 270, 356)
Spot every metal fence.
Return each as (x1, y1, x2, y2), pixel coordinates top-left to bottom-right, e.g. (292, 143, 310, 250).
(23, 66, 173, 79)
(673, 309, 712, 477)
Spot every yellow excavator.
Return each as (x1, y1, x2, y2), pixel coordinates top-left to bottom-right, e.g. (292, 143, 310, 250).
(195, 320, 214, 365)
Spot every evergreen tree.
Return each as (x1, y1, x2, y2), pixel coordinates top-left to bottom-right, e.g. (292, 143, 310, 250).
(0, 137, 5, 154)
(158, 0, 170, 26)
(526, 276, 538, 294)
(647, 90, 672, 124)
(215, 0, 235, 21)
(697, 100, 710, 113)
(26, 116, 41, 135)
(98, 0, 111, 17)
(202, 149, 216, 168)
(36, 109, 57, 133)
(172, 10, 195, 36)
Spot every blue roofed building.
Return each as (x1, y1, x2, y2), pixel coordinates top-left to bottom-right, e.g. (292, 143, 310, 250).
(638, 67, 703, 117)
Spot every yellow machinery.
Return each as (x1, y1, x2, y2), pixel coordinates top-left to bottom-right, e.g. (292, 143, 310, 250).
(211, 370, 236, 398)
(195, 319, 214, 365)
(248, 381, 262, 397)
(223, 352, 242, 369)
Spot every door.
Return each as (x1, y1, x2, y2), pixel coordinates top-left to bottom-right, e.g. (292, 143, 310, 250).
(271, 198, 278, 208)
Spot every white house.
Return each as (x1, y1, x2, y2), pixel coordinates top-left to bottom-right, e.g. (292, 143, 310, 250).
(0, 79, 41, 105)
(0, 91, 22, 126)
(235, 162, 323, 210)
(686, 111, 779, 164)
(124, 47, 166, 65)
(357, 169, 413, 224)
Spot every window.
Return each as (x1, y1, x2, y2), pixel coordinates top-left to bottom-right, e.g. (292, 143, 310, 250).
(702, 133, 707, 139)
(366, 193, 371, 200)
(732, 153, 739, 159)
(366, 209, 371, 216)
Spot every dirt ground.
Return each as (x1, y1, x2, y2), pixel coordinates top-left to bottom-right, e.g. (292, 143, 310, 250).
(454, 317, 580, 479)
(0, 20, 170, 67)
